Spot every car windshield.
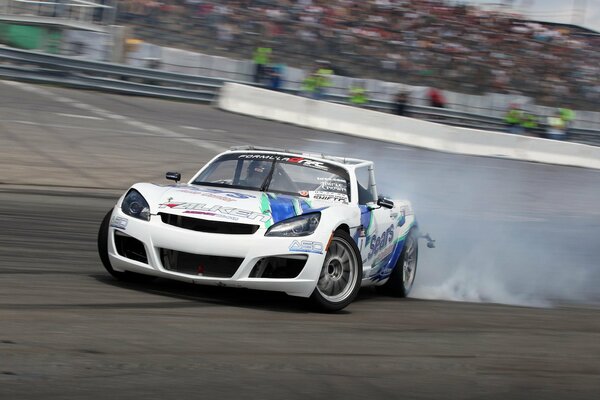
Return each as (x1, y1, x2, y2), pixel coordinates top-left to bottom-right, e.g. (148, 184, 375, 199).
(192, 153, 352, 202)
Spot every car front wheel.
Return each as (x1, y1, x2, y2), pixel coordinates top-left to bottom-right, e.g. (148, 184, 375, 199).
(310, 230, 363, 312)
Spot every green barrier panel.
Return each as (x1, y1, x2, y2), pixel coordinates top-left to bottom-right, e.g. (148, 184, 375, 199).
(0, 23, 9, 45)
(0, 23, 62, 53)
(6, 25, 44, 49)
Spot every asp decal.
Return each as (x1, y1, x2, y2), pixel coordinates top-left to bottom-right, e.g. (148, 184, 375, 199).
(289, 240, 324, 254)
(110, 216, 128, 229)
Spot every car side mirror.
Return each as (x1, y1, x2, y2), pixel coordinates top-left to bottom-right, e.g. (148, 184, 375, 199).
(166, 172, 181, 183)
(377, 196, 394, 209)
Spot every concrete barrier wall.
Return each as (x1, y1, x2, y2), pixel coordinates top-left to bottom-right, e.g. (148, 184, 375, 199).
(218, 83, 600, 170)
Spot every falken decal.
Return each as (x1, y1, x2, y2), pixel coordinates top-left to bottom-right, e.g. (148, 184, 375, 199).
(182, 210, 239, 221)
(159, 202, 271, 222)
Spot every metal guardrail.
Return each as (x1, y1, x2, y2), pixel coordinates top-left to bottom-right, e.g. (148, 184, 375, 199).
(0, 46, 598, 146)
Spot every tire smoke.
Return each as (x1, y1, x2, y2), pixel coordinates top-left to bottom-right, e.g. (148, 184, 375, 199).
(375, 150, 600, 307)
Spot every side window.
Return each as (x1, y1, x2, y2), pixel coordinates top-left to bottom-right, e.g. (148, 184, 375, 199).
(355, 167, 375, 205)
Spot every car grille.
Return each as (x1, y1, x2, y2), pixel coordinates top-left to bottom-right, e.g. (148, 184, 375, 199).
(114, 231, 148, 264)
(159, 248, 243, 278)
(159, 213, 259, 235)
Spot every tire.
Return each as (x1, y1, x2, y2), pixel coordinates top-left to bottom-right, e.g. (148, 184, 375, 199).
(381, 229, 418, 297)
(97, 209, 155, 283)
(310, 230, 363, 312)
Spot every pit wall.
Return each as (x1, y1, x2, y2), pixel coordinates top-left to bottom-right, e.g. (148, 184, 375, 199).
(218, 83, 600, 170)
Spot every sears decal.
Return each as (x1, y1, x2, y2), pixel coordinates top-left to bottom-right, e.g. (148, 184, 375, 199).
(159, 202, 271, 222)
(238, 154, 328, 170)
(367, 225, 394, 261)
(289, 240, 324, 254)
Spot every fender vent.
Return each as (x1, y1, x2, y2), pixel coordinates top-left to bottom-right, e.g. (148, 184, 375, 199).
(114, 231, 148, 264)
(249, 256, 308, 279)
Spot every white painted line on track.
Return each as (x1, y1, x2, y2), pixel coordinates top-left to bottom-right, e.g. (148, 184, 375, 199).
(179, 138, 226, 152)
(385, 146, 414, 151)
(304, 138, 344, 144)
(55, 96, 75, 104)
(2, 80, 227, 153)
(56, 113, 104, 120)
(2, 119, 147, 135)
(11, 120, 38, 125)
(180, 126, 205, 131)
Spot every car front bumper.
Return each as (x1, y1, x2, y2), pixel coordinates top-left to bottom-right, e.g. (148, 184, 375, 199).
(106, 207, 328, 298)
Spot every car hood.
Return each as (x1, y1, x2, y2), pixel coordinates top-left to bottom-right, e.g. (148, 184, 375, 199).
(148, 184, 330, 228)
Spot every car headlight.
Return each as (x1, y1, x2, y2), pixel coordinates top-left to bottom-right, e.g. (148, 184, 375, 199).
(265, 213, 321, 237)
(121, 189, 151, 221)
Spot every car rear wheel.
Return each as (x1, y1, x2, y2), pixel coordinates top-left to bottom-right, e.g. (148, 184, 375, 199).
(310, 230, 362, 312)
(381, 229, 418, 297)
(98, 209, 155, 283)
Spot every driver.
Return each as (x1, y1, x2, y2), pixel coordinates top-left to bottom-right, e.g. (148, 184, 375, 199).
(242, 160, 271, 188)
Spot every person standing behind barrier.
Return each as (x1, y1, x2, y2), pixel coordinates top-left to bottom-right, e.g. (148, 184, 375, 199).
(428, 87, 446, 108)
(267, 64, 284, 91)
(301, 71, 319, 99)
(521, 112, 538, 136)
(394, 91, 409, 116)
(504, 104, 524, 134)
(314, 63, 333, 100)
(559, 106, 576, 137)
(546, 110, 566, 140)
(253, 46, 271, 84)
(349, 82, 368, 108)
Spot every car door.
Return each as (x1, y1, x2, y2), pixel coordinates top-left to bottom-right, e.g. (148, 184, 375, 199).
(354, 167, 396, 276)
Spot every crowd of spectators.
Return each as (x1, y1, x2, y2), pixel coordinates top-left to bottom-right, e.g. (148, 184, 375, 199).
(117, 0, 600, 110)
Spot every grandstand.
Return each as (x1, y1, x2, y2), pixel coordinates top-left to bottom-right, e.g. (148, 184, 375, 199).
(114, 0, 600, 110)
(0, 0, 598, 112)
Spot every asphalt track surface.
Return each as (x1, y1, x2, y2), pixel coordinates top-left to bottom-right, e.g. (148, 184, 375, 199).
(1, 81, 599, 399)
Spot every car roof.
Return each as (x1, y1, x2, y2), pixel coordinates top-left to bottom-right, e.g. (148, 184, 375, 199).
(227, 146, 372, 168)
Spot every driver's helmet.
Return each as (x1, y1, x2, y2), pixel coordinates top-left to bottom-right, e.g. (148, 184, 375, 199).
(244, 160, 270, 187)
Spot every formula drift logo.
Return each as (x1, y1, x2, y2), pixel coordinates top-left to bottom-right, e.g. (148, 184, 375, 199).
(238, 154, 329, 170)
(159, 202, 271, 222)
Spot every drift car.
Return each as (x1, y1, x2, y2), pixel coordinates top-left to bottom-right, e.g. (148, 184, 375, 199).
(98, 146, 432, 311)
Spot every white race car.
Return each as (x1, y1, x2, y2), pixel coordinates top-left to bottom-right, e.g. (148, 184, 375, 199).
(98, 146, 432, 311)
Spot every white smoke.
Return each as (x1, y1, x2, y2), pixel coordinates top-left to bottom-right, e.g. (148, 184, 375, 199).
(372, 149, 599, 308)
